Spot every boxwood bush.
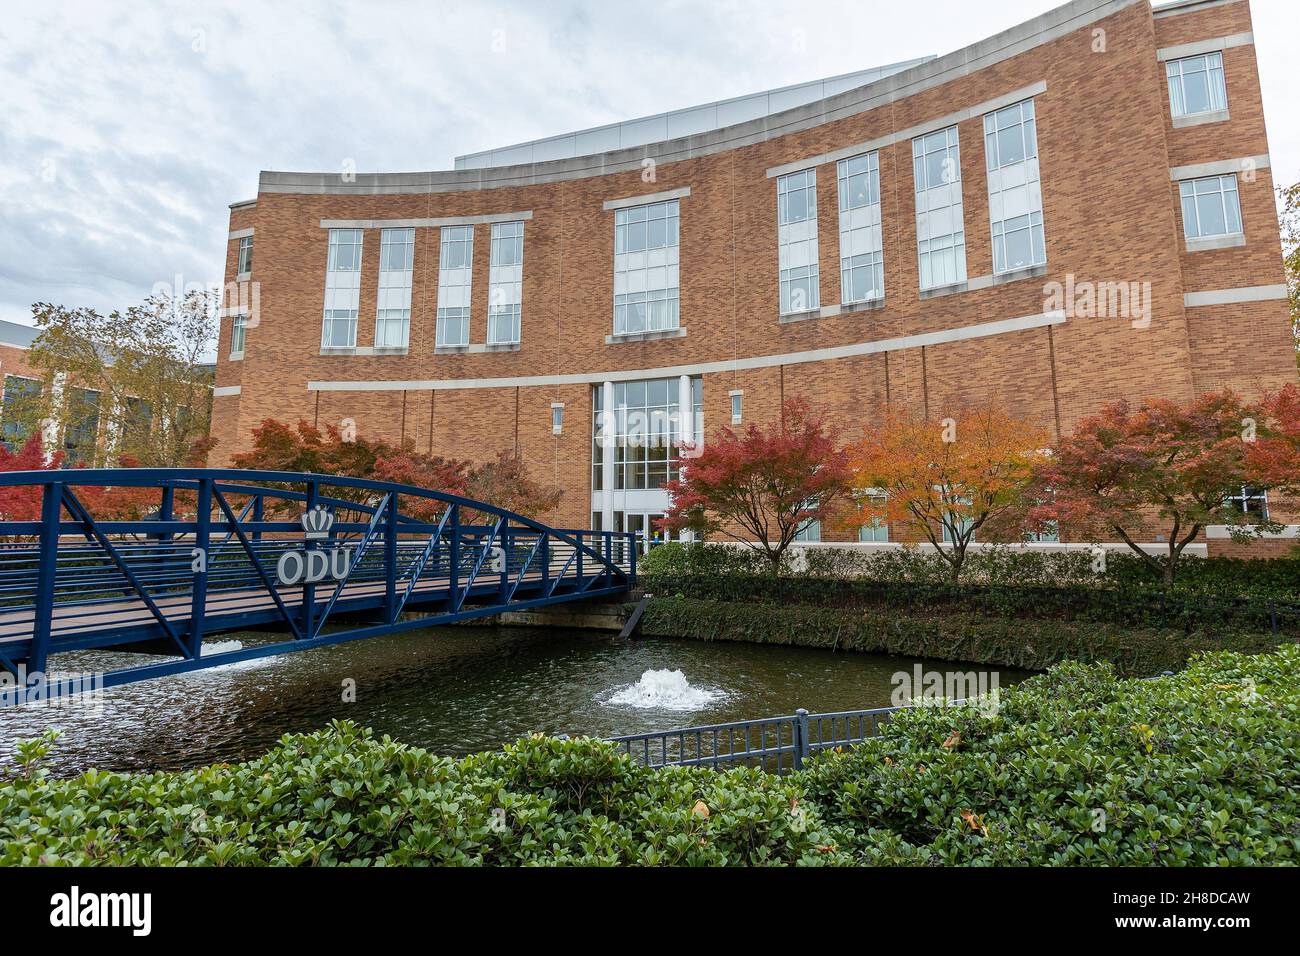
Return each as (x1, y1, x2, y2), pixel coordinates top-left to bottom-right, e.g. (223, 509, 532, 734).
(4, 644, 1297, 865)
(640, 541, 1300, 597)
(639, 543, 1300, 640)
(638, 595, 1295, 675)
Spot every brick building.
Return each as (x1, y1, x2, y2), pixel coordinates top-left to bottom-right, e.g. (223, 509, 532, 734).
(212, 0, 1296, 552)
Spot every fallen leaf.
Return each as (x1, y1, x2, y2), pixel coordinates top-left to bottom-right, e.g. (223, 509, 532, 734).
(692, 800, 710, 819)
(942, 732, 962, 749)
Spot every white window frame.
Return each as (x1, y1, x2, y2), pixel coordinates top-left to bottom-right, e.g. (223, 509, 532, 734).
(613, 200, 680, 336)
(777, 168, 820, 315)
(229, 312, 247, 357)
(488, 221, 524, 345)
(837, 151, 884, 305)
(1166, 51, 1227, 118)
(1225, 485, 1268, 520)
(592, 377, 701, 492)
(436, 225, 474, 347)
(913, 125, 967, 290)
(855, 491, 890, 543)
(321, 228, 362, 349)
(984, 99, 1046, 275)
(375, 227, 414, 349)
(1179, 174, 1243, 241)
(236, 236, 253, 277)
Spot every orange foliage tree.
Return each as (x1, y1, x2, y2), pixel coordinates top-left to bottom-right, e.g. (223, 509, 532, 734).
(660, 398, 851, 574)
(846, 405, 1050, 582)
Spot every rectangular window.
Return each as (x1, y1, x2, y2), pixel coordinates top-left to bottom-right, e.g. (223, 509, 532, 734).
(984, 99, 1046, 274)
(777, 169, 820, 314)
(376, 227, 414, 348)
(436, 225, 474, 346)
(730, 390, 743, 425)
(236, 236, 253, 276)
(488, 221, 524, 344)
(1166, 52, 1227, 118)
(913, 126, 967, 290)
(837, 152, 884, 304)
(1180, 174, 1243, 240)
(1226, 485, 1268, 519)
(322, 228, 362, 348)
(1, 375, 42, 452)
(123, 396, 152, 446)
(592, 377, 702, 492)
(64, 388, 100, 466)
(857, 494, 889, 543)
(793, 497, 822, 542)
(940, 496, 975, 544)
(229, 313, 247, 355)
(551, 403, 564, 435)
(614, 200, 680, 335)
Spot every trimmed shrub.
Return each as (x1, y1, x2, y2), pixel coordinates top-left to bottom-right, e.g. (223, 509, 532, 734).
(0, 724, 847, 867)
(4, 645, 1298, 865)
(799, 645, 1300, 865)
(637, 595, 1294, 676)
(642, 541, 1300, 597)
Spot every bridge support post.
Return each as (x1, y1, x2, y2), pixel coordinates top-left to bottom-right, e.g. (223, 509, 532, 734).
(541, 532, 550, 593)
(159, 485, 174, 541)
(252, 494, 263, 542)
(31, 481, 62, 682)
(384, 492, 398, 624)
(302, 479, 318, 638)
(499, 525, 510, 598)
(448, 503, 460, 607)
(188, 478, 211, 658)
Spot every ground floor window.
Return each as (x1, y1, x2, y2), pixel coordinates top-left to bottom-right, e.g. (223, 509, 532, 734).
(793, 518, 821, 542)
(1225, 485, 1268, 520)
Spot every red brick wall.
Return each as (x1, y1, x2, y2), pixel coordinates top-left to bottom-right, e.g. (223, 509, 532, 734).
(210, 0, 1297, 541)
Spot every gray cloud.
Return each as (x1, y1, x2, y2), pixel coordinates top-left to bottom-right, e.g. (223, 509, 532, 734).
(1, 0, 1296, 327)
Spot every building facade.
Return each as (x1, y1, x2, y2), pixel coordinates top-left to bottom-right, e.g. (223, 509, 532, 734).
(212, 0, 1296, 550)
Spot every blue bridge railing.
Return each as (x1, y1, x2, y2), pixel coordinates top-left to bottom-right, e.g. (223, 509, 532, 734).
(0, 467, 636, 705)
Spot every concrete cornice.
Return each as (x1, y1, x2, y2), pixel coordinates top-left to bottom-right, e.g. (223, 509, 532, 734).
(1169, 154, 1269, 179)
(258, 0, 1141, 197)
(1152, 0, 1244, 20)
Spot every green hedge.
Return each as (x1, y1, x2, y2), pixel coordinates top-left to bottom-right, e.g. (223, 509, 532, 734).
(640, 541, 1300, 597)
(637, 596, 1295, 676)
(5, 644, 1298, 865)
(640, 572, 1300, 636)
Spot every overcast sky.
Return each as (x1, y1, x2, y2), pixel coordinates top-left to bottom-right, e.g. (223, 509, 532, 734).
(1, 0, 1296, 328)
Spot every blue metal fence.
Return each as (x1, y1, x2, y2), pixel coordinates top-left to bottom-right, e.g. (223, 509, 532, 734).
(609, 704, 899, 772)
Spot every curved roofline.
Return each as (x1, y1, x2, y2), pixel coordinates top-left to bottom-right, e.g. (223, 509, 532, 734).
(258, 0, 1141, 197)
(452, 56, 936, 170)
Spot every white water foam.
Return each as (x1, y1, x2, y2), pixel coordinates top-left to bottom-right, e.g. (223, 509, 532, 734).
(196, 639, 274, 673)
(604, 668, 724, 711)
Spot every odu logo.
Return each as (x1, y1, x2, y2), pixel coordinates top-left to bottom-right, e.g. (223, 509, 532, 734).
(275, 506, 353, 586)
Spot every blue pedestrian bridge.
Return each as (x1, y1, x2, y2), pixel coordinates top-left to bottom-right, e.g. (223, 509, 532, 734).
(0, 468, 636, 706)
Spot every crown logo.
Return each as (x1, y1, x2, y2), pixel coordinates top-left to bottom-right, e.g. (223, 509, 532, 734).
(300, 505, 335, 540)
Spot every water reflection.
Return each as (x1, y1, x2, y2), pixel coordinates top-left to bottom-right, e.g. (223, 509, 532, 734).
(0, 625, 1033, 776)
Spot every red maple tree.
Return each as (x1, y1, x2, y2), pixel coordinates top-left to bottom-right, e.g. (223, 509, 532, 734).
(659, 397, 850, 574)
(1032, 390, 1298, 584)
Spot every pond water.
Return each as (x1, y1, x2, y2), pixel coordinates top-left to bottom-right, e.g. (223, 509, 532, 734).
(0, 625, 1033, 776)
